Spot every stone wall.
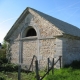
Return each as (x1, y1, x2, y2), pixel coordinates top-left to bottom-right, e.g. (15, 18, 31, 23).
(61, 37, 80, 65)
(10, 11, 62, 40)
(10, 13, 34, 40)
(30, 10, 62, 38)
(8, 12, 63, 69)
(22, 39, 37, 66)
(10, 41, 19, 63)
(54, 38, 63, 68)
(39, 38, 56, 68)
(6, 9, 80, 69)
(9, 11, 80, 69)
(10, 20, 25, 40)
(20, 38, 63, 69)
(53, 37, 80, 67)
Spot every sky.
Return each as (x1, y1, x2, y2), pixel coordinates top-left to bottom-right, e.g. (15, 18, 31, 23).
(0, 0, 80, 43)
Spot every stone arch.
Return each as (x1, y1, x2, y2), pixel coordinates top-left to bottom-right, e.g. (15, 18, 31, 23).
(19, 23, 41, 63)
(26, 28, 37, 37)
(21, 24, 40, 39)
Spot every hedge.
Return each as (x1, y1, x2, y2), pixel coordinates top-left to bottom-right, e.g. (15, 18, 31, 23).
(0, 49, 6, 58)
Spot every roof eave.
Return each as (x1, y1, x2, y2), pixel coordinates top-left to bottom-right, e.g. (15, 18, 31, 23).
(4, 7, 30, 41)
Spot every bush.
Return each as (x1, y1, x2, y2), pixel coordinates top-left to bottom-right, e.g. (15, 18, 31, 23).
(0, 63, 18, 72)
(0, 49, 6, 59)
(0, 76, 6, 80)
(0, 54, 18, 72)
(5, 64, 18, 72)
(0, 58, 8, 63)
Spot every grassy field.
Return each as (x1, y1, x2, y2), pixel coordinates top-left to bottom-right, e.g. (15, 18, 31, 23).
(0, 71, 35, 80)
(0, 67, 80, 80)
(45, 68, 80, 80)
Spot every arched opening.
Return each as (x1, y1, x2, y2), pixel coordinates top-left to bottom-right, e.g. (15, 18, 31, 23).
(25, 28, 37, 37)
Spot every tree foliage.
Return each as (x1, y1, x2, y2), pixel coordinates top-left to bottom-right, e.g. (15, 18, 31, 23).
(2, 40, 7, 49)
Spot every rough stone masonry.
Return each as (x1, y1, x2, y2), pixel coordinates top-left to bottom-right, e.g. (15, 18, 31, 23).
(5, 7, 80, 69)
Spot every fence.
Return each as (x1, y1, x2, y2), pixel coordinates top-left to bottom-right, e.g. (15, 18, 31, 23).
(35, 56, 62, 80)
(18, 56, 62, 80)
(27, 55, 37, 73)
(18, 55, 37, 80)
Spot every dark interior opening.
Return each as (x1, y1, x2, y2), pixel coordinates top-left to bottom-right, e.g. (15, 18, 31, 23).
(26, 28, 37, 37)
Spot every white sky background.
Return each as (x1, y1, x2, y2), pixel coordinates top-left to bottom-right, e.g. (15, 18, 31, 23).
(0, 0, 80, 43)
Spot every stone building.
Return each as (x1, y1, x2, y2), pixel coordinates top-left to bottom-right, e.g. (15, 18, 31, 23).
(5, 7, 80, 68)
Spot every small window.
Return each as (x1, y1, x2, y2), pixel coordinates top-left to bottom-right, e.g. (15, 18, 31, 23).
(26, 28, 37, 37)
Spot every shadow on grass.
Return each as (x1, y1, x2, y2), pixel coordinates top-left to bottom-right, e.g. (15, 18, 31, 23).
(64, 60, 80, 69)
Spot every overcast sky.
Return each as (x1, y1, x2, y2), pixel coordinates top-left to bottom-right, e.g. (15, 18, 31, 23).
(0, 0, 80, 43)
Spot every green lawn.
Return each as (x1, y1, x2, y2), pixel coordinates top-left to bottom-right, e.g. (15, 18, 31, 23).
(0, 71, 35, 80)
(45, 67, 80, 80)
(0, 67, 80, 80)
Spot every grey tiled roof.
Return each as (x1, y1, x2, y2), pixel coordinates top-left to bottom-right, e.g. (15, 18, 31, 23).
(30, 8, 80, 37)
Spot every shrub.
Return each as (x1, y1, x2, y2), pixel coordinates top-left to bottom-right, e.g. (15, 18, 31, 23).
(0, 58, 8, 66)
(0, 63, 18, 72)
(0, 49, 6, 58)
(0, 76, 6, 80)
(0, 58, 8, 63)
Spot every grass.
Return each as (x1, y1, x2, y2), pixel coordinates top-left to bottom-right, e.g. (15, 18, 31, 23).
(45, 67, 80, 80)
(0, 71, 36, 80)
(0, 67, 80, 80)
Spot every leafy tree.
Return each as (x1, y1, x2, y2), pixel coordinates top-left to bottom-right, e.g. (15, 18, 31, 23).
(2, 40, 7, 49)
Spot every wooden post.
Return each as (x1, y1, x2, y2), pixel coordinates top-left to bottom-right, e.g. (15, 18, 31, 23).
(18, 64, 21, 80)
(18, 40, 22, 80)
(52, 58, 54, 74)
(59, 56, 62, 68)
(32, 62, 33, 72)
(35, 60, 40, 80)
(47, 58, 49, 74)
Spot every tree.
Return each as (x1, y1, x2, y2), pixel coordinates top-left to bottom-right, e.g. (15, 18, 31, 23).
(2, 40, 7, 49)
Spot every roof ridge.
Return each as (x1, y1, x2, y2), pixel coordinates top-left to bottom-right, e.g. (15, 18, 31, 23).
(28, 7, 80, 37)
(29, 7, 79, 29)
